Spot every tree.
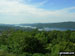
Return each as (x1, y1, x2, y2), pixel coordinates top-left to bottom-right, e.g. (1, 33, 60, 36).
(51, 44, 60, 56)
(70, 32, 75, 43)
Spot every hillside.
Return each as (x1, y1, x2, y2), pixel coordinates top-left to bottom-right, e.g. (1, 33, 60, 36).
(20, 22, 75, 29)
(0, 24, 33, 31)
(0, 22, 75, 31)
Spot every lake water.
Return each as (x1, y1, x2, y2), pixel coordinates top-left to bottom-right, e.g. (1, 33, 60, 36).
(38, 28, 75, 31)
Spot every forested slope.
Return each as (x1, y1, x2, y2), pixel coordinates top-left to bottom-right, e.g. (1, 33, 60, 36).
(0, 29, 75, 56)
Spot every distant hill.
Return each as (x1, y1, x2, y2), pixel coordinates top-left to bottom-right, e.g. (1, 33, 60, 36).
(0, 22, 75, 31)
(0, 24, 34, 31)
(19, 22, 75, 29)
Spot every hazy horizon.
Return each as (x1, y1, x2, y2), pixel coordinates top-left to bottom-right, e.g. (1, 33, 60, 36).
(0, 0, 75, 24)
(0, 21, 75, 25)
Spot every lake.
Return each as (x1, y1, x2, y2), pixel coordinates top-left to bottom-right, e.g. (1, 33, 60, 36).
(38, 28, 75, 31)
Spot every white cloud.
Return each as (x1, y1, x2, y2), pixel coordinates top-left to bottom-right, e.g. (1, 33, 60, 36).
(38, 0, 48, 6)
(0, 0, 75, 24)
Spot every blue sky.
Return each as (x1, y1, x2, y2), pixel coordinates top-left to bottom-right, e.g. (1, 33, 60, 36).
(25, 0, 75, 10)
(0, 0, 75, 24)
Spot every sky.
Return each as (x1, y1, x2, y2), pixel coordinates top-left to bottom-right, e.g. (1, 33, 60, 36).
(0, 0, 75, 24)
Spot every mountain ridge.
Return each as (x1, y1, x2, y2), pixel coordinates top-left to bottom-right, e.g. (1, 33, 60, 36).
(19, 22, 75, 29)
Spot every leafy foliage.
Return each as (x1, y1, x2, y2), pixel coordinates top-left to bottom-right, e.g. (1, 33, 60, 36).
(0, 30, 75, 56)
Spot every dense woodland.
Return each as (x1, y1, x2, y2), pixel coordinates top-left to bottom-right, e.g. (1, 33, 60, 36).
(0, 29, 75, 56)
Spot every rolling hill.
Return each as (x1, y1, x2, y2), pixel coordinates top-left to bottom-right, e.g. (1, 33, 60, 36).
(19, 22, 75, 29)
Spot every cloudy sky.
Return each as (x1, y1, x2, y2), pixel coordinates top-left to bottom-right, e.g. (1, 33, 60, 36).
(0, 0, 75, 24)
